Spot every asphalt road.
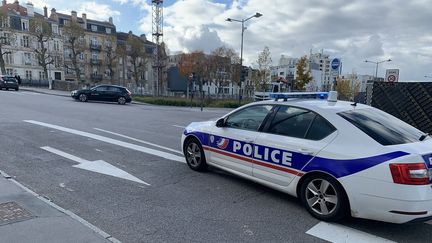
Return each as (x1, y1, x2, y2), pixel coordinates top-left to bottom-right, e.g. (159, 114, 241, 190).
(1, 90, 431, 243)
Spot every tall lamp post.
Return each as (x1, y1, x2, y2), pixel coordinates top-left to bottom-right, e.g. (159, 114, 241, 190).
(364, 59, 392, 80)
(226, 12, 262, 104)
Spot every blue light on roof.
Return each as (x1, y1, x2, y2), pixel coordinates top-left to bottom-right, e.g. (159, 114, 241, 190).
(269, 92, 329, 100)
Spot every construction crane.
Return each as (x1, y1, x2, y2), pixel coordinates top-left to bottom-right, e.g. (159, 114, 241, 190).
(152, 0, 164, 96)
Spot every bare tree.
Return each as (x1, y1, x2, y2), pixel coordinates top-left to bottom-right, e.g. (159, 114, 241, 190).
(126, 35, 148, 86)
(62, 21, 86, 82)
(254, 46, 272, 91)
(0, 12, 13, 74)
(103, 35, 117, 84)
(30, 16, 53, 80)
(209, 46, 239, 97)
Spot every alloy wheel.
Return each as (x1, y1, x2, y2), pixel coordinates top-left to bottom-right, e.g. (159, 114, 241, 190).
(305, 179, 338, 216)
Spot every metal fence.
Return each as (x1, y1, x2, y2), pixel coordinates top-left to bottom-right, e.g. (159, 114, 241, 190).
(20, 79, 49, 88)
(371, 82, 432, 134)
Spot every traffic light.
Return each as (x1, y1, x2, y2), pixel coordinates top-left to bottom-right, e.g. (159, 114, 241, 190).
(240, 67, 248, 82)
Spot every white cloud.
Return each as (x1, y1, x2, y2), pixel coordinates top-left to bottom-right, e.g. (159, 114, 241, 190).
(79, 2, 120, 22)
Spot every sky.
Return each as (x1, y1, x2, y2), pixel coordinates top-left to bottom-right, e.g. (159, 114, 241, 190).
(22, 0, 432, 81)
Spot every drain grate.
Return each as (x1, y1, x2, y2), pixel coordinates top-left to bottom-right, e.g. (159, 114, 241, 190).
(0, 201, 34, 226)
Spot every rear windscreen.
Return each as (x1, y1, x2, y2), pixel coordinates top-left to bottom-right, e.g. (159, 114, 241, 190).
(338, 108, 424, 145)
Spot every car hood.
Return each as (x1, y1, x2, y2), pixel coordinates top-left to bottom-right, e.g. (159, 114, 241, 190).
(184, 121, 215, 134)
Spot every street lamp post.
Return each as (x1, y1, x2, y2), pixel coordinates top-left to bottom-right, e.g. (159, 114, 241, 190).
(364, 59, 392, 80)
(226, 12, 262, 104)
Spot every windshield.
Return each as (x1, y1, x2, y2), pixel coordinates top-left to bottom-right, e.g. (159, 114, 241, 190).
(339, 108, 424, 146)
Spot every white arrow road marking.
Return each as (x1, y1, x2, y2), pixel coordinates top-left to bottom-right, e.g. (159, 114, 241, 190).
(24, 120, 185, 163)
(41, 146, 150, 185)
(94, 128, 183, 155)
(306, 222, 395, 243)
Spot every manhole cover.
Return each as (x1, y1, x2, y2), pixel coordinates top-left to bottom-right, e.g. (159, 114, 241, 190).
(0, 202, 34, 226)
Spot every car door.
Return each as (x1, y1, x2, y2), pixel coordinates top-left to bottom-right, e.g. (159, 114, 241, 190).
(106, 86, 120, 101)
(208, 105, 274, 176)
(252, 105, 337, 186)
(89, 86, 107, 101)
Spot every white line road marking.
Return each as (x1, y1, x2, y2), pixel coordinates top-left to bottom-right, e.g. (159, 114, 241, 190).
(426, 220, 432, 225)
(172, 125, 185, 128)
(94, 128, 182, 155)
(41, 146, 150, 185)
(24, 120, 185, 163)
(306, 222, 395, 243)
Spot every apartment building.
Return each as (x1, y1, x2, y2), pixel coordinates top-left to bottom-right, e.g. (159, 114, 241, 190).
(0, 0, 64, 82)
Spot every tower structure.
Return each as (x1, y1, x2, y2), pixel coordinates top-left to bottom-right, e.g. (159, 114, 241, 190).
(152, 0, 163, 95)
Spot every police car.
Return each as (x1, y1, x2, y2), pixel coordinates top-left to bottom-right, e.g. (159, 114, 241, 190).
(181, 91, 432, 224)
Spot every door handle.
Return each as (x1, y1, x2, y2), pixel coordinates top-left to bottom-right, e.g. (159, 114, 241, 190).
(298, 148, 313, 155)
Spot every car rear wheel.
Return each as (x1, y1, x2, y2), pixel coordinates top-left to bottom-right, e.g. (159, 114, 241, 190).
(300, 174, 349, 222)
(184, 138, 207, 171)
(15, 87, 19, 91)
(79, 94, 88, 102)
(118, 96, 126, 105)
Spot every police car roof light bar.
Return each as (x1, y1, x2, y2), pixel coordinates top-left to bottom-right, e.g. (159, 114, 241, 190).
(270, 92, 329, 101)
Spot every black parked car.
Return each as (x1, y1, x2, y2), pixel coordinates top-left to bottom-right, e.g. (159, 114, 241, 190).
(0, 75, 19, 91)
(71, 85, 132, 105)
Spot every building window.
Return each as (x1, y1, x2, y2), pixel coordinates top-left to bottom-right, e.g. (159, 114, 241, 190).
(52, 25, 59, 34)
(22, 20, 29, 31)
(106, 28, 111, 34)
(39, 71, 47, 80)
(24, 53, 31, 65)
(4, 52, 13, 64)
(53, 40, 60, 51)
(25, 70, 32, 80)
(91, 25, 97, 31)
(21, 36, 30, 47)
(6, 68, 13, 76)
(79, 53, 85, 60)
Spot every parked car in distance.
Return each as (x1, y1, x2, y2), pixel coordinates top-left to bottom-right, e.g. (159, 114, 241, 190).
(71, 85, 132, 105)
(0, 75, 19, 91)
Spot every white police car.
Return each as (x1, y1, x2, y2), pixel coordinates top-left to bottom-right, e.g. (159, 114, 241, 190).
(181, 92, 432, 224)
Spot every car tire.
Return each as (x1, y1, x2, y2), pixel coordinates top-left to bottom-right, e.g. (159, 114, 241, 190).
(184, 137, 207, 172)
(79, 94, 88, 102)
(118, 96, 126, 105)
(15, 88, 19, 91)
(300, 174, 349, 222)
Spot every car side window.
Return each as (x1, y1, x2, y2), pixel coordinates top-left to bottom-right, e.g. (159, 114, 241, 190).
(305, 115, 336, 140)
(108, 86, 121, 92)
(267, 106, 316, 139)
(95, 86, 107, 92)
(225, 105, 273, 131)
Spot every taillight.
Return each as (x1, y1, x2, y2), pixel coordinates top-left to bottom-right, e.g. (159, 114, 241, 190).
(389, 163, 430, 185)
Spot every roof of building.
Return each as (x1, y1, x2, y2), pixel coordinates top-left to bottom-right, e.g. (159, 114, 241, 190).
(56, 12, 115, 27)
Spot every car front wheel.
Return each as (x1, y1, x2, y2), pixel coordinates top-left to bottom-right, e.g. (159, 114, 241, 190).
(184, 138, 207, 171)
(79, 94, 88, 102)
(300, 174, 349, 222)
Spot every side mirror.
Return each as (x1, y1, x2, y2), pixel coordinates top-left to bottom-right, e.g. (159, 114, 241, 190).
(216, 118, 226, 128)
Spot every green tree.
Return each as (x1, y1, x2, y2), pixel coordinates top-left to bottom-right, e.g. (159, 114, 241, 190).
(336, 77, 360, 101)
(295, 56, 312, 90)
(63, 21, 86, 82)
(254, 46, 272, 91)
(30, 16, 54, 80)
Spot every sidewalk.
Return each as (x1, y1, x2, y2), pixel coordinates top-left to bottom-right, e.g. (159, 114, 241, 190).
(0, 170, 118, 243)
(20, 86, 71, 97)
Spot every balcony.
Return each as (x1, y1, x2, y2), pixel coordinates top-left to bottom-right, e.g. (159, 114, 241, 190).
(91, 74, 103, 82)
(90, 43, 102, 51)
(90, 58, 102, 65)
